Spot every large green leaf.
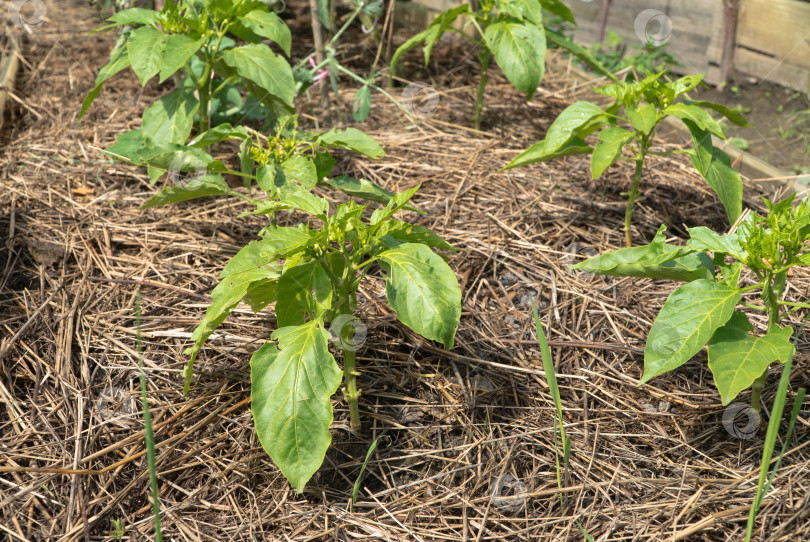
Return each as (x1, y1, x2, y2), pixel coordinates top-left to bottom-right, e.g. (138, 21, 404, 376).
(316, 127, 385, 159)
(127, 26, 167, 85)
(378, 243, 461, 348)
(79, 35, 132, 119)
(188, 124, 250, 147)
(183, 263, 283, 392)
(538, 0, 575, 24)
(591, 127, 634, 179)
(497, 0, 545, 26)
(484, 20, 546, 99)
(221, 44, 295, 114)
(250, 322, 342, 492)
(276, 156, 318, 195)
(159, 34, 205, 83)
(682, 99, 751, 127)
(543, 101, 605, 153)
(141, 88, 200, 145)
(108, 7, 159, 25)
(276, 261, 333, 326)
(572, 225, 713, 282)
(708, 312, 794, 405)
(239, 10, 292, 55)
(142, 174, 227, 208)
(221, 227, 314, 276)
(664, 103, 725, 139)
(686, 226, 747, 261)
(374, 220, 456, 252)
(503, 135, 591, 169)
(684, 120, 743, 224)
(625, 103, 658, 135)
(642, 279, 741, 384)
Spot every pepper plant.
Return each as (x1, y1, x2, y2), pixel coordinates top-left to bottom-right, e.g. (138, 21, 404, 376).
(572, 193, 810, 411)
(504, 72, 750, 246)
(180, 185, 461, 491)
(390, 0, 616, 129)
(80, 0, 294, 149)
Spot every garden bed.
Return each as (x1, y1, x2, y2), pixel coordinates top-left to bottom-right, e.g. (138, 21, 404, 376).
(1, 1, 809, 540)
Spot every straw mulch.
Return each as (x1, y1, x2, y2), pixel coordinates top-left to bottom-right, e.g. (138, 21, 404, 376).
(1, 1, 809, 540)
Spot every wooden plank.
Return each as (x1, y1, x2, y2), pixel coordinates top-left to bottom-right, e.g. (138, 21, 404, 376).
(733, 47, 810, 93)
(737, 0, 810, 69)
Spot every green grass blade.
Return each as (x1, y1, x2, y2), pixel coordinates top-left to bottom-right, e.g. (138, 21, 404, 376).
(136, 291, 163, 541)
(350, 434, 390, 509)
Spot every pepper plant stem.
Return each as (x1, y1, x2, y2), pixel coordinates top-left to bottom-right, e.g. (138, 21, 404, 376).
(625, 149, 646, 247)
(473, 49, 492, 131)
(751, 276, 782, 411)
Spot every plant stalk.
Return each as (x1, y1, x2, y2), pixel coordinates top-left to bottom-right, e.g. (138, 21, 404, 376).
(473, 49, 492, 130)
(751, 277, 782, 411)
(341, 333, 362, 433)
(624, 151, 645, 247)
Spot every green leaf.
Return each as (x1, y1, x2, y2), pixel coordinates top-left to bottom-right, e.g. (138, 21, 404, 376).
(353, 85, 371, 122)
(543, 101, 605, 153)
(221, 44, 295, 115)
(591, 127, 633, 179)
(642, 279, 741, 384)
(497, 0, 545, 26)
(159, 34, 205, 83)
(277, 155, 318, 195)
(321, 175, 423, 213)
(374, 220, 457, 251)
(279, 192, 329, 217)
(708, 312, 794, 405)
(686, 226, 746, 260)
(79, 35, 132, 119)
(545, 28, 618, 82)
(625, 103, 658, 135)
(504, 136, 591, 169)
(276, 261, 333, 326)
(127, 26, 167, 85)
(572, 225, 713, 282)
(250, 322, 342, 492)
(141, 174, 227, 208)
(683, 99, 751, 127)
(183, 263, 283, 391)
(108, 7, 159, 25)
(239, 10, 292, 55)
(684, 120, 743, 224)
(484, 20, 546, 99)
(390, 4, 471, 77)
(664, 103, 725, 139)
(316, 127, 385, 159)
(222, 227, 314, 277)
(666, 73, 704, 98)
(141, 88, 200, 145)
(370, 184, 421, 226)
(378, 243, 461, 349)
(188, 124, 250, 147)
(539, 0, 575, 24)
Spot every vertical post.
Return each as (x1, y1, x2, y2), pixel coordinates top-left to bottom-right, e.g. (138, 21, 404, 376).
(719, 0, 739, 85)
(308, 0, 331, 120)
(597, 0, 612, 44)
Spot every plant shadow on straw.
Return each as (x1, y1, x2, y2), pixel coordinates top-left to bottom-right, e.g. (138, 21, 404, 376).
(136, 290, 163, 541)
